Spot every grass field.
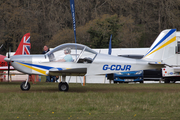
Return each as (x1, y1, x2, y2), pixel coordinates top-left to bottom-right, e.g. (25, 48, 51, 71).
(0, 82, 180, 120)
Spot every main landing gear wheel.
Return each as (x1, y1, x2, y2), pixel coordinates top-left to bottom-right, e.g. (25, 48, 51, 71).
(20, 81, 31, 91)
(58, 82, 69, 91)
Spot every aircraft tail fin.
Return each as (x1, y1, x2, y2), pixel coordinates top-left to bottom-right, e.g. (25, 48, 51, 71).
(142, 29, 177, 63)
(14, 33, 31, 55)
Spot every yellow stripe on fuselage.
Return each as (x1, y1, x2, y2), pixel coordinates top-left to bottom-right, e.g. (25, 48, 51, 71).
(17, 62, 47, 75)
(145, 36, 176, 58)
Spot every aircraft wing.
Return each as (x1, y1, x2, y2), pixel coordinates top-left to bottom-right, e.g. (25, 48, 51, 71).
(0, 55, 6, 62)
(0, 71, 25, 75)
(0, 66, 14, 71)
(47, 68, 87, 76)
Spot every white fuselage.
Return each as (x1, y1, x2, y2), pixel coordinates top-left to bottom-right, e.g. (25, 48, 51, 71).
(10, 53, 163, 76)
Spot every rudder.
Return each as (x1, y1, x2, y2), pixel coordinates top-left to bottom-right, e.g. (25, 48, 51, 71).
(14, 33, 31, 55)
(143, 29, 177, 63)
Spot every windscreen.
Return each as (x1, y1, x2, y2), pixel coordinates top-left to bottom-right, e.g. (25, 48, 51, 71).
(46, 43, 97, 63)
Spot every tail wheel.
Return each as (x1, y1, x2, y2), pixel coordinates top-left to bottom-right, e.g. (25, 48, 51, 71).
(20, 81, 31, 91)
(58, 82, 69, 91)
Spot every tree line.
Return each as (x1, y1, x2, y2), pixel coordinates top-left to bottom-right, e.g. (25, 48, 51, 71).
(0, 0, 180, 55)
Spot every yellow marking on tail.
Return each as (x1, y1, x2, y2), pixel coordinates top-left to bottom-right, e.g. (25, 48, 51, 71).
(145, 36, 176, 58)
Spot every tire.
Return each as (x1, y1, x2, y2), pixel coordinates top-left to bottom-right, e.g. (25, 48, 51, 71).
(58, 82, 69, 91)
(20, 81, 31, 91)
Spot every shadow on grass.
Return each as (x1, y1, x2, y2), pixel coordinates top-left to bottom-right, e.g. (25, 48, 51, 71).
(1, 82, 180, 93)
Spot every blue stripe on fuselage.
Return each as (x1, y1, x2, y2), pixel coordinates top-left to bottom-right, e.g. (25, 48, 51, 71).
(17, 62, 63, 70)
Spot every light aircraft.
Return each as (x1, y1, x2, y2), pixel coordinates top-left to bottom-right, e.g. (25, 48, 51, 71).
(5, 29, 177, 91)
(0, 33, 30, 80)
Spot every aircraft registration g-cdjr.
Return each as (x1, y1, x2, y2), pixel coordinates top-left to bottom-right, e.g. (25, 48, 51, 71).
(4, 29, 179, 91)
(102, 64, 131, 71)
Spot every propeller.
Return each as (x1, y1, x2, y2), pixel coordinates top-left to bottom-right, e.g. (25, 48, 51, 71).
(7, 48, 11, 82)
(4, 47, 12, 82)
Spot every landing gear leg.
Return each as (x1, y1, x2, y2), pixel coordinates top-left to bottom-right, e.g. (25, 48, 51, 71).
(58, 75, 69, 91)
(20, 75, 31, 91)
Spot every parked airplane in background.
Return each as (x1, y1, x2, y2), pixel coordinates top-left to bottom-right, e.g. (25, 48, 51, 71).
(0, 33, 30, 72)
(5, 29, 178, 91)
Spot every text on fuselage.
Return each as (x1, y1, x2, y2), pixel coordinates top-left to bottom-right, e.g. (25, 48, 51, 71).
(103, 64, 131, 71)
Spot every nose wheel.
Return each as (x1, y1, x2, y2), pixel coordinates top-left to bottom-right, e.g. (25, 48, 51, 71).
(20, 81, 31, 91)
(58, 82, 69, 91)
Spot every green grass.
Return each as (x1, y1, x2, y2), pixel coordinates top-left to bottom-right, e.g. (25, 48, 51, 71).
(0, 82, 180, 120)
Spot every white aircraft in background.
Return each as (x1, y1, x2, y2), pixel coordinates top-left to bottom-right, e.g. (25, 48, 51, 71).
(5, 29, 178, 91)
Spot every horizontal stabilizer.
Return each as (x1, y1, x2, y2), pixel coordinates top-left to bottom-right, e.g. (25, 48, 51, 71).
(0, 66, 14, 71)
(173, 67, 180, 72)
(148, 61, 166, 65)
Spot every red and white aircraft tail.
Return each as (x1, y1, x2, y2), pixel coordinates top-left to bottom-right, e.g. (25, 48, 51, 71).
(0, 33, 31, 70)
(14, 33, 31, 55)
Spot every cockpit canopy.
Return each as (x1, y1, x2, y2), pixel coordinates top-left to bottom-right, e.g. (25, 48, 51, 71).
(46, 43, 97, 63)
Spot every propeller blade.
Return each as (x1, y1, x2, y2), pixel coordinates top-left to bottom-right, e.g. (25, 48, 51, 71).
(8, 62, 10, 82)
(7, 47, 11, 82)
